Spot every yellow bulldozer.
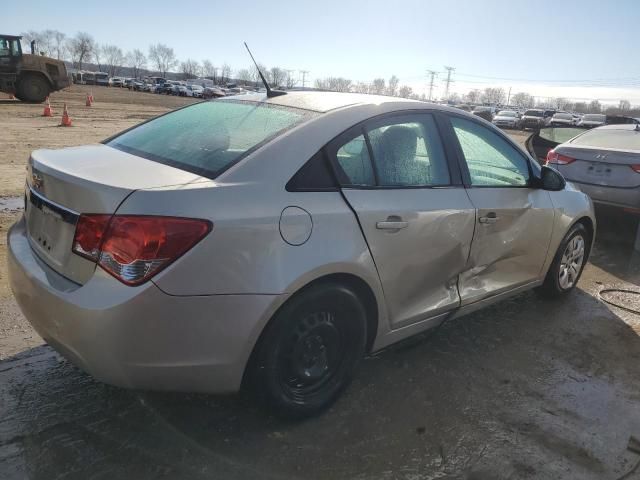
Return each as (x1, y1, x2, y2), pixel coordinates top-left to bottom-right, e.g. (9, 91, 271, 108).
(0, 34, 71, 103)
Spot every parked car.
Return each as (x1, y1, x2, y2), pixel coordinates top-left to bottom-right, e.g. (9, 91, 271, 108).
(8, 92, 595, 418)
(189, 85, 204, 98)
(471, 105, 493, 122)
(492, 110, 521, 129)
(521, 109, 547, 130)
(578, 114, 606, 128)
(177, 85, 189, 96)
(110, 77, 124, 87)
(529, 124, 640, 213)
(202, 86, 226, 99)
(572, 114, 582, 125)
(549, 112, 575, 127)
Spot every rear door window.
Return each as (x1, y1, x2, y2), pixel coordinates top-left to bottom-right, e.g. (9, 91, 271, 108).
(107, 100, 316, 179)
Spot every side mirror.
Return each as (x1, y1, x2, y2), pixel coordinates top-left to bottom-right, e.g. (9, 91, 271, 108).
(540, 165, 566, 191)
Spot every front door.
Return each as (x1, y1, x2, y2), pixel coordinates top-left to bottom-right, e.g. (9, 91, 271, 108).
(446, 115, 555, 305)
(329, 113, 476, 329)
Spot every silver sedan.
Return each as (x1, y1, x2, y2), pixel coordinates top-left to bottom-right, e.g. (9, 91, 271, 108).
(8, 92, 595, 417)
(546, 124, 640, 212)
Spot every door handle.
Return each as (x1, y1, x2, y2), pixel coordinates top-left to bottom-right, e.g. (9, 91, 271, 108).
(376, 220, 408, 230)
(479, 212, 500, 224)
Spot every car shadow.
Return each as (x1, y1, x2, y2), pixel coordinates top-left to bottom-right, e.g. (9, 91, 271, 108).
(3, 279, 640, 479)
(588, 206, 640, 286)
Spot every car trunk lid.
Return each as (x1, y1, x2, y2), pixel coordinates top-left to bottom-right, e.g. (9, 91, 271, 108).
(554, 146, 640, 188)
(25, 144, 205, 284)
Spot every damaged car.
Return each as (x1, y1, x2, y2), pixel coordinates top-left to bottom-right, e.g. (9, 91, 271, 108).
(8, 92, 595, 418)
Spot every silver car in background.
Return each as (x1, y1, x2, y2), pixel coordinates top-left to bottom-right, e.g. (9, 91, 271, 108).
(579, 114, 606, 128)
(492, 110, 521, 129)
(546, 124, 640, 212)
(8, 92, 595, 418)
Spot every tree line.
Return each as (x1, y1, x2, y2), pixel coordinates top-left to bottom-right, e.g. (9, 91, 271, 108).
(20, 30, 639, 112)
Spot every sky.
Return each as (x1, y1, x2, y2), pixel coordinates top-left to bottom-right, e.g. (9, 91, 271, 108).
(5, 0, 640, 104)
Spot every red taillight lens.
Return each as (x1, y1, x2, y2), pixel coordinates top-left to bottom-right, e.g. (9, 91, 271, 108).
(72, 215, 212, 285)
(630, 165, 640, 173)
(546, 150, 576, 165)
(72, 214, 111, 261)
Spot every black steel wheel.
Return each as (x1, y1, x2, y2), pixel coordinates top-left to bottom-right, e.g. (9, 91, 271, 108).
(247, 283, 367, 419)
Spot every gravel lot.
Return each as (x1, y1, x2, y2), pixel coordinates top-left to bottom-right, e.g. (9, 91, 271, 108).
(1, 87, 640, 480)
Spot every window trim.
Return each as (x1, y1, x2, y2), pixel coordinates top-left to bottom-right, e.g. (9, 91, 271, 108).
(325, 110, 464, 190)
(442, 111, 539, 189)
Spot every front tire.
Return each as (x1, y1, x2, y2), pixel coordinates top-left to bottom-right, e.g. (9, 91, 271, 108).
(16, 73, 50, 103)
(247, 283, 367, 419)
(537, 223, 589, 298)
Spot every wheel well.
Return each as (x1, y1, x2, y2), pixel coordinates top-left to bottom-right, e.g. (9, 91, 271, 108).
(19, 70, 52, 87)
(574, 216, 594, 250)
(302, 273, 379, 353)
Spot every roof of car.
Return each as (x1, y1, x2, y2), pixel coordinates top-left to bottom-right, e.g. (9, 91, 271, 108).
(224, 91, 427, 113)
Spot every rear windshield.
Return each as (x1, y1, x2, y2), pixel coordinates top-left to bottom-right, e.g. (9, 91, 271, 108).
(497, 111, 516, 117)
(583, 114, 606, 122)
(570, 128, 640, 151)
(524, 110, 542, 117)
(107, 100, 315, 178)
(554, 113, 572, 120)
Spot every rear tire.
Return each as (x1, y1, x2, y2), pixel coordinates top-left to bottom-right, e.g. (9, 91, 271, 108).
(537, 223, 589, 298)
(16, 74, 50, 103)
(247, 283, 367, 419)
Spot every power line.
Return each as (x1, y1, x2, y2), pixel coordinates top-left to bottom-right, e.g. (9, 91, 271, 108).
(443, 66, 455, 99)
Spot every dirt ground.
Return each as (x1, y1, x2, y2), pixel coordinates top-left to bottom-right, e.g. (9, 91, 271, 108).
(2, 88, 640, 480)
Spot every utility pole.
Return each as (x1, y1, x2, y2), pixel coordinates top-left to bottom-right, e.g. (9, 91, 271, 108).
(506, 86, 512, 106)
(300, 70, 309, 88)
(426, 70, 438, 101)
(443, 66, 455, 101)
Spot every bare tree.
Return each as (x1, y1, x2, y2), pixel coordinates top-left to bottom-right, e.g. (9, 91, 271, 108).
(52, 31, 66, 60)
(202, 60, 215, 78)
(220, 63, 231, 85)
(481, 87, 505, 104)
(180, 59, 200, 79)
(93, 44, 104, 72)
(554, 97, 569, 110)
(511, 92, 535, 108)
(127, 49, 147, 79)
(236, 68, 251, 85)
(314, 77, 352, 92)
(573, 102, 588, 113)
(353, 82, 371, 94)
(619, 99, 631, 111)
(448, 92, 461, 103)
(588, 100, 602, 113)
(103, 44, 124, 76)
(269, 67, 286, 87)
(67, 32, 94, 70)
(148, 43, 178, 77)
(284, 70, 297, 88)
(398, 85, 413, 98)
(386, 75, 399, 96)
(464, 89, 482, 104)
(371, 78, 386, 95)
(249, 63, 267, 84)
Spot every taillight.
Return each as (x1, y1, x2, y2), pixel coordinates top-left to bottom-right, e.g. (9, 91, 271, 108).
(72, 214, 111, 261)
(72, 215, 212, 285)
(631, 165, 640, 173)
(546, 150, 576, 165)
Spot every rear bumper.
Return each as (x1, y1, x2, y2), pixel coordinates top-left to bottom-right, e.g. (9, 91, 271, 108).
(569, 181, 640, 210)
(8, 217, 283, 394)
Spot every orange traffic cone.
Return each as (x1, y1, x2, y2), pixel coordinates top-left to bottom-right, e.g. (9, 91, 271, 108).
(60, 103, 72, 127)
(85, 93, 92, 107)
(42, 97, 53, 117)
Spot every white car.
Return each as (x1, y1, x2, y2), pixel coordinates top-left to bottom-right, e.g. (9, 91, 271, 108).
(188, 85, 204, 98)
